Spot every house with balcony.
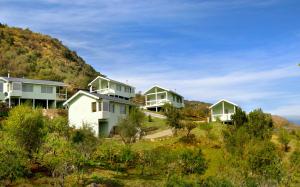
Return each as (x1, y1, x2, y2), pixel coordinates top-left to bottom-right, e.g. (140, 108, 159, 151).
(63, 76, 136, 137)
(88, 76, 135, 100)
(144, 85, 184, 112)
(209, 99, 238, 123)
(0, 76, 67, 108)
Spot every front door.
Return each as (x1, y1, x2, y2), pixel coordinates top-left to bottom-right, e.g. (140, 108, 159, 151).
(98, 120, 108, 137)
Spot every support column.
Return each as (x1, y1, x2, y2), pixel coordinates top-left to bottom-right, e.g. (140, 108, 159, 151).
(18, 98, 21, 105)
(8, 97, 11, 108)
(46, 100, 49, 109)
(54, 100, 57, 109)
(155, 87, 158, 106)
(33, 99, 35, 108)
(234, 106, 236, 113)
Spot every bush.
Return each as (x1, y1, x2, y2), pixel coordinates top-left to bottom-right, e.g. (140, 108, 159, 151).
(148, 115, 153, 122)
(278, 128, 291, 152)
(179, 148, 207, 175)
(247, 109, 273, 140)
(200, 176, 234, 187)
(247, 141, 284, 185)
(0, 134, 29, 184)
(4, 105, 45, 156)
(85, 175, 123, 187)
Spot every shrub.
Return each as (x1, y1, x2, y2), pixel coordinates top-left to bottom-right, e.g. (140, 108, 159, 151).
(0, 134, 29, 184)
(200, 176, 234, 187)
(163, 103, 183, 135)
(179, 148, 207, 175)
(148, 115, 153, 122)
(278, 128, 291, 152)
(5, 105, 45, 156)
(247, 141, 284, 185)
(247, 109, 273, 140)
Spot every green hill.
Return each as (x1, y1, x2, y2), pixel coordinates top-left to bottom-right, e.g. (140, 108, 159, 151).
(0, 23, 101, 89)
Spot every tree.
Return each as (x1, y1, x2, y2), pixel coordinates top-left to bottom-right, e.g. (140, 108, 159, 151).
(37, 133, 79, 187)
(117, 107, 145, 144)
(182, 120, 197, 137)
(231, 107, 247, 128)
(0, 102, 9, 117)
(247, 109, 273, 140)
(278, 128, 291, 152)
(5, 105, 45, 156)
(163, 103, 183, 135)
(0, 133, 29, 184)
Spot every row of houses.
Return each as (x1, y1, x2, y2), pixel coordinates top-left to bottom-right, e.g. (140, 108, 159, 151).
(0, 75, 239, 137)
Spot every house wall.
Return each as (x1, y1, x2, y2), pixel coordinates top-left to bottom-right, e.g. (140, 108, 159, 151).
(67, 94, 129, 137)
(0, 80, 4, 101)
(21, 84, 57, 100)
(212, 102, 235, 115)
(145, 87, 184, 108)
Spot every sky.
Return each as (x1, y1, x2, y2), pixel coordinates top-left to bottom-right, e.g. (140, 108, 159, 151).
(0, 0, 300, 122)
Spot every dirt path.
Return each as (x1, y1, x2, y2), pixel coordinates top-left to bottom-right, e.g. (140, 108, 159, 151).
(143, 111, 166, 119)
(144, 129, 173, 139)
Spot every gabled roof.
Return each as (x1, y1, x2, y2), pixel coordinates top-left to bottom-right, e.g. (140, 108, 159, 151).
(0, 77, 66, 87)
(209, 99, 238, 109)
(63, 90, 136, 106)
(144, 85, 183, 98)
(88, 76, 135, 88)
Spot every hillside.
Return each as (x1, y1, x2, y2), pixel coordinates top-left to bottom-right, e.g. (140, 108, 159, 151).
(0, 23, 101, 89)
(183, 100, 211, 120)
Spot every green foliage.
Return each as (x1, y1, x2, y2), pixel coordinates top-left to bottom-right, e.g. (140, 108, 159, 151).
(179, 148, 207, 175)
(231, 107, 247, 128)
(148, 114, 153, 122)
(0, 133, 29, 184)
(278, 128, 291, 152)
(200, 176, 234, 187)
(223, 126, 250, 156)
(37, 133, 79, 186)
(86, 175, 123, 187)
(247, 109, 273, 140)
(4, 105, 45, 156)
(0, 25, 101, 89)
(165, 174, 197, 187)
(182, 100, 211, 120)
(0, 102, 9, 117)
(247, 141, 284, 184)
(117, 107, 145, 144)
(163, 103, 183, 134)
(46, 116, 70, 138)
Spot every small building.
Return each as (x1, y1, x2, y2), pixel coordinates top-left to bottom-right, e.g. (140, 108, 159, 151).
(144, 85, 184, 112)
(63, 76, 136, 137)
(0, 76, 67, 108)
(209, 99, 238, 122)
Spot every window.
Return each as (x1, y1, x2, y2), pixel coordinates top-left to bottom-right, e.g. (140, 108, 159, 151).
(22, 84, 33, 92)
(103, 101, 109, 111)
(13, 82, 21, 91)
(109, 103, 115, 113)
(120, 104, 126, 114)
(173, 95, 175, 101)
(117, 85, 122, 91)
(91, 102, 97, 112)
(0, 82, 3, 92)
(98, 101, 102, 111)
(41, 86, 53, 93)
(161, 95, 165, 99)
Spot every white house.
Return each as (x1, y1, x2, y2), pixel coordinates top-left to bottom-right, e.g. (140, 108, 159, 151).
(0, 75, 67, 108)
(63, 76, 136, 137)
(209, 99, 238, 122)
(144, 85, 184, 112)
(88, 76, 135, 100)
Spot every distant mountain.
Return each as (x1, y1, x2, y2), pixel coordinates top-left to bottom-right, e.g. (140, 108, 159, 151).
(0, 23, 102, 90)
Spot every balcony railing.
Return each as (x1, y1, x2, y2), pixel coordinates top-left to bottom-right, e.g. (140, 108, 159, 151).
(212, 113, 234, 121)
(146, 99, 169, 106)
(56, 93, 67, 100)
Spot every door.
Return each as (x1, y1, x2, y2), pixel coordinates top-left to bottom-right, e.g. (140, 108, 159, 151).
(98, 120, 108, 137)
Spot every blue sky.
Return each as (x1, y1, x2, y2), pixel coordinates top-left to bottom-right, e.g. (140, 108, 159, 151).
(1, 0, 300, 121)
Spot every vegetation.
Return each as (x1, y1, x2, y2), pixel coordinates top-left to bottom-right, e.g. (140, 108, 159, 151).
(0, 104, 300, 186)
(0, 24, 101, 89)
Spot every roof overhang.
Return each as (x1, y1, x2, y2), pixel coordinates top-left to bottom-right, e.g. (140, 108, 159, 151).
(209, 99, 239, 109)
(63, 90, 99, 106)
(143, 85, 183, 98)
(88, 76, 135, 88)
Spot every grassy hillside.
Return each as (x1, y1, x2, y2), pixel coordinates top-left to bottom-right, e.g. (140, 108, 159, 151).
(0, 23, 101, 89)
(182, 100, 211, 120)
